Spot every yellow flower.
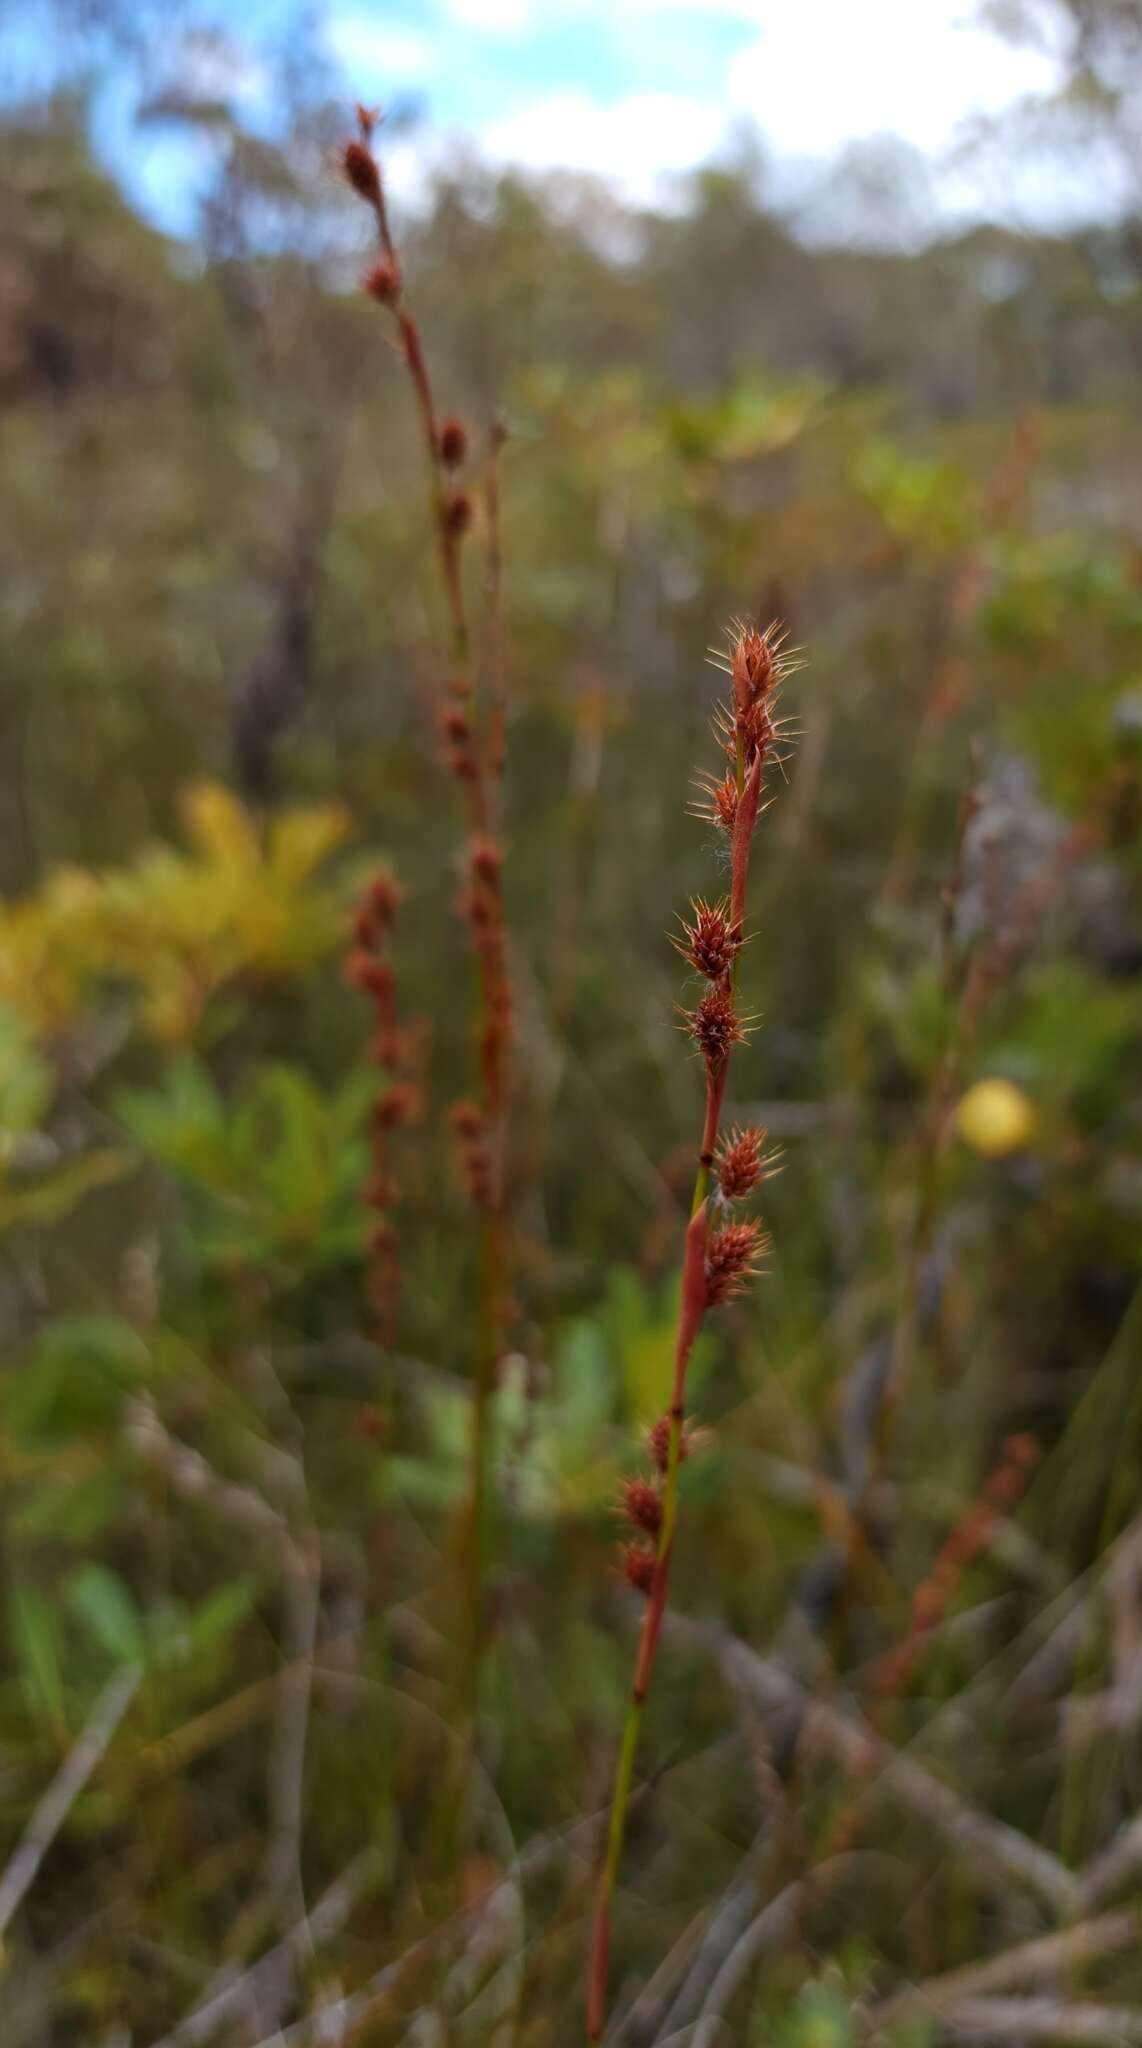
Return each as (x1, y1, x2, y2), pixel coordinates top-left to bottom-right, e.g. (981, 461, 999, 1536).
(956, 1077, 1036, 1158)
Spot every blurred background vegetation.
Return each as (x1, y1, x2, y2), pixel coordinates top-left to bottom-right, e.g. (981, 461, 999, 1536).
(1, 1, 1142, 2041)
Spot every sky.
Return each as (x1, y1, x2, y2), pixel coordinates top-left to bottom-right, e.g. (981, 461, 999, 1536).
(6, 0, 1102, 243)
(323, 0, 1077, 236)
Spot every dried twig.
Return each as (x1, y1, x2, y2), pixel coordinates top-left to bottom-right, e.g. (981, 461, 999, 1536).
(151, 1848, 385, 2048)
(0, 1664, 140, 1940)
(941, 1997, 1142, 2043)
(674, 1616, 1078, 1915)
(872, 1909, 1140, 2028)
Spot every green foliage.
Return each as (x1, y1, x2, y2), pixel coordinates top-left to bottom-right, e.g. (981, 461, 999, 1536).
(116, 1057, 373, 1281)
(0, 66, 1140, 2048)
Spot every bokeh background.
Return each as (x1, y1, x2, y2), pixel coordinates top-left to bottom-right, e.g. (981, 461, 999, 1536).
(2, 3, 1142, 2042)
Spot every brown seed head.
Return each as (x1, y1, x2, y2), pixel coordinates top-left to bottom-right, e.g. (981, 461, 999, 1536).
(368, 874, 402, 928)
(731, 627, 776, 716)
(693, 768, 739, 835)
(647, 1413, 700, 1473)
(716, 1125, 777, 1201)
(677, 897, 737, 982)
(374, 1081, 422, 1131)
(342, 139, 381, 205)
(439, 416, 469, 469)
(450, 1099, 485, 1141)
(443, 490, 473, 538)
(470, 837, 503, 885)
(621, 1543, 657, 1596)
(363, 259, 400, 304)
(622, 1477, 663, 1537)
(440, 705, 471, 745)
(685, 986, 744, 1068)
(346, 954, 395, 1003)
(705, 1219, 768, 1305)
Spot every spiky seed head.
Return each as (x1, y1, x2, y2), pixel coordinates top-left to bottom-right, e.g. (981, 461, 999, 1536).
(647, 1413, 700, 1473)
(676, 898, 737, 982)
(716, 1125, 778, 1201)
(442, 491, 473, 538)
(368, 874, 402, 927)
(692, 768, 739, 835)
(731, 627, 776, 714)
(685, 986, 744, 1068)
(622, 1477, 663, 1536)
(374, 1081, 421, 1131)
(439, 416, 468, 468)
(705, 1219, 768, 1305)
(450, 1099, 485, 1140)
(470, 837, 502, 884)
(621, 1543, 656, 1595)
(363, 259, 400, 303)
(342, 139, 381, 204)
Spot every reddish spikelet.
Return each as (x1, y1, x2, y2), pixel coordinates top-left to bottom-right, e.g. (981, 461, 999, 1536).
(363, 259, 400, 304)
(345, 871, 424, 1350)
(450, 1099, 493, 1208)
(691, 768, 740, 836)
(470, 836, 502, 884)
(685, 986, 744, 1068)
(621, 1544, 657, 1596)
(716, 1124, 777, 1201)
(731, 627, 776, 714)
(345, 954, 395, 1001)
(712, 622, 785, 771)
(451, 1099, 485, 1140)
(443, 490, 473, 538)
(370, 874, 402, 923)
(705, 1219, 768, 1305)
(439, 416, 469, 468)
(374, 1081, 421, 1131)
(647, 1413, 696, 1474)
(622, 1478, 663, 1537)
(342, 139, 381, 205)
(676, 898, 737, 982)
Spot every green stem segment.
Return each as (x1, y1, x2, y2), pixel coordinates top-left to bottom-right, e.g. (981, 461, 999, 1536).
(587, 1185, 711, 2041)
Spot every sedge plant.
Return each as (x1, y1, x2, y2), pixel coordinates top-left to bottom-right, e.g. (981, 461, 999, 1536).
(587, 621, 793, 2040)
(339, 106, 513, 1720)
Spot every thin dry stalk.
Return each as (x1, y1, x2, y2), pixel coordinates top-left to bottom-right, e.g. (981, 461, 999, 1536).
(587, 623, 792, 2041)
(0, 1664, 140, 1941)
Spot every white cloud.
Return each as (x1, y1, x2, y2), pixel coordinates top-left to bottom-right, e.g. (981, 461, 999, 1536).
(480, 92, 728, 204)
(323, 0, 1074, 231)
(443, 0, 533, 28)
(324, 15, 439, 85)
(728, 0, 1063, 155)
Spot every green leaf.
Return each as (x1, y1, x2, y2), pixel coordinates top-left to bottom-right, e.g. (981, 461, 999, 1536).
(10, 1585, 66, 1736)
(66, 1565, 147, 1669)
(0, 1148, 130, 1235)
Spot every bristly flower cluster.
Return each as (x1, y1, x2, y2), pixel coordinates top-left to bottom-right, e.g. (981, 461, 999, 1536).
(616, 1418, 705, 1596)
(344, 873, 424, 1346)
(692, 621, 797, 835)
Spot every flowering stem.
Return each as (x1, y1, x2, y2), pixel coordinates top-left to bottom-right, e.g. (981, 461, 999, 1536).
(587, 623, 787, 2042)
(343, 108, 512, 1741)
